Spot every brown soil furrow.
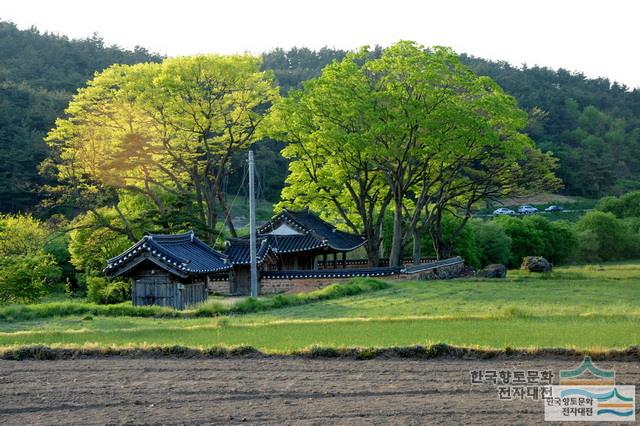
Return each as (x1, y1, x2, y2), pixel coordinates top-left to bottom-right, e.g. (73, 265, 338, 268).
(1, 358, 638, 425)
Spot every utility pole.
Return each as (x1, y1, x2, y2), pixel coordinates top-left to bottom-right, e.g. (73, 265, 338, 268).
(248, 150, 258, 297)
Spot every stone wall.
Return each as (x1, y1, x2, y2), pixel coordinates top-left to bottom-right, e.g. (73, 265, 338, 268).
(316, 257, 437, 270)
(207, 278, 231, 296)
(262, 276, 355, 295)
(260, 274, 413, 295)
(208, 258, 464, 296)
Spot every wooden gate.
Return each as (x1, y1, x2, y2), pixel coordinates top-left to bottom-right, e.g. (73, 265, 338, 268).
(132, 272, 207, 309)
(132, 272, 182, 309)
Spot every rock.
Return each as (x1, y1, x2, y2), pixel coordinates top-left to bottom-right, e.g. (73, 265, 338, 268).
(477, 264, 507, 278)
(521, 256, 553, 273)
(459, 266, 477, 277)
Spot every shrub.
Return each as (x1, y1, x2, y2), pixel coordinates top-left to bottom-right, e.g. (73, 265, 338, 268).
(87, 276, 131, 304)
(0, 214, 48, 257)
(0, 254, 62, 304)
(422, 215, 481, 268)
(525, 216, 577, 265)
(44, 229, 77, 292)
(623, 217, 640, 233)
(101, 281, 131, 304)
(493, 215, 577, 267)
(596, 191, 640, 218)
(471, 221, 512, 267)
(68, 212, 133, 273)
(493, 216, 545, 267)
(574, 229, 600, 263)
(574, 211, 640, 262)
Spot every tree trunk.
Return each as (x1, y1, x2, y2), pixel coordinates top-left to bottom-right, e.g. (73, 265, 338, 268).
(389, 199, 403, 267)
(440, 243, 453, 259)
(365, 239, 380, 267)
(217, 190, 237, 238)
(193, 177, 207, 228)
(205, 195, 218, 245)
(429, 223, 453, 260)
(428, 212, 443, 260)
(412, 227, 422, 265)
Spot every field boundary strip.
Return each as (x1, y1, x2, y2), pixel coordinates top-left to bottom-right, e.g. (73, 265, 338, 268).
(1, 344, 639, 361)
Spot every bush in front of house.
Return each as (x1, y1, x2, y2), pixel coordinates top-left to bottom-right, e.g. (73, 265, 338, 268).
(86, 276, 131, 304)
(0, 254, 62, 304)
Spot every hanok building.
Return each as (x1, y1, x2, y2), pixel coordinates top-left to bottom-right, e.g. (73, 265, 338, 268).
(104, 231, 230, 309)
(223, 209, 366, 294)
(223, 235, 279, 295)
(104, 212, 465, 307)
(258, 209, 366, 269)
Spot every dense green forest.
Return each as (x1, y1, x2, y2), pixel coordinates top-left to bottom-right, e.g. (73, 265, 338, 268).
(1, 20, 640, 215)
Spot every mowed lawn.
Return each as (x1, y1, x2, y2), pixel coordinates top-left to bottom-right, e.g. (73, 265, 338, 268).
(1, 263, 639, 352)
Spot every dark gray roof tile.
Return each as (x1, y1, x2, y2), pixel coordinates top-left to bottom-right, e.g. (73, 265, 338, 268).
(258, 209, 365, 252)
(104, 231, 230, 277)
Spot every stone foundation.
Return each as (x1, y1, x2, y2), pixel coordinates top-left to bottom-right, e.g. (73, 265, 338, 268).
(410, 261, 465, 280)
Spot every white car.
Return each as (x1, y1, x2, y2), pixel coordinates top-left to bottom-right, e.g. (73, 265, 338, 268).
(517, 205, 538, 214)
(493, 207, 515, 215)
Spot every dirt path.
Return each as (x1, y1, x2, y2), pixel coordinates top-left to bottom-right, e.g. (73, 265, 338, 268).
(1, 357, 638, 425)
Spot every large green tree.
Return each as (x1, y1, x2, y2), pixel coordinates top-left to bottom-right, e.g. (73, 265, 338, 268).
(270, 41, 559, 265)
(45, 54, 279, 243)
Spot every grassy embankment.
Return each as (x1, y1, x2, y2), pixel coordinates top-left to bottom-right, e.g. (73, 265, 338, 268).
(0, 263, 639, 352)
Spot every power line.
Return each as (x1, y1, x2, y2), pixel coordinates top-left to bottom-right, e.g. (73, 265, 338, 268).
(214, 163, 247, 245)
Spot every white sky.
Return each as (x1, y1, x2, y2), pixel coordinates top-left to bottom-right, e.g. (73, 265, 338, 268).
(1, 0, 639, 88)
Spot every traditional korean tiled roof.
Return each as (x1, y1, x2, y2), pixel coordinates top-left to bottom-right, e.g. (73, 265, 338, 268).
(258, 209, 365, 252)
(224, 236, 273, 265)
(104, 231, 230, 277)
(224, 233, 329, 265)
(266, 233, 327, 253)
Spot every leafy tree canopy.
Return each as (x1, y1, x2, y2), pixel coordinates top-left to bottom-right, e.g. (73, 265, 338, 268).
(45, 54, 280, 244)
(268, 41, 559, 264)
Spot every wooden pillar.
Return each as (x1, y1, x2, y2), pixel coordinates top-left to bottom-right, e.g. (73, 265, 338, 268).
(322, 253, 327, 270)
(333, 252, 337, 269)
(342, 252, 347, 268)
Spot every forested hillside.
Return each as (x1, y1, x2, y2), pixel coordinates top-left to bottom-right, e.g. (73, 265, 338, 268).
(0, 21, 161, 212)
(461, 55, 640, 197)
(1, 20, 639, 214)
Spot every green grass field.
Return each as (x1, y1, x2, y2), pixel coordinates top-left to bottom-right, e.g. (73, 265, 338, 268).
(1, 263, 639, 352)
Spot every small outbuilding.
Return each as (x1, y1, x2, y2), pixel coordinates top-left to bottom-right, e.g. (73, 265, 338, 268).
(104, 231, 230, 309)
